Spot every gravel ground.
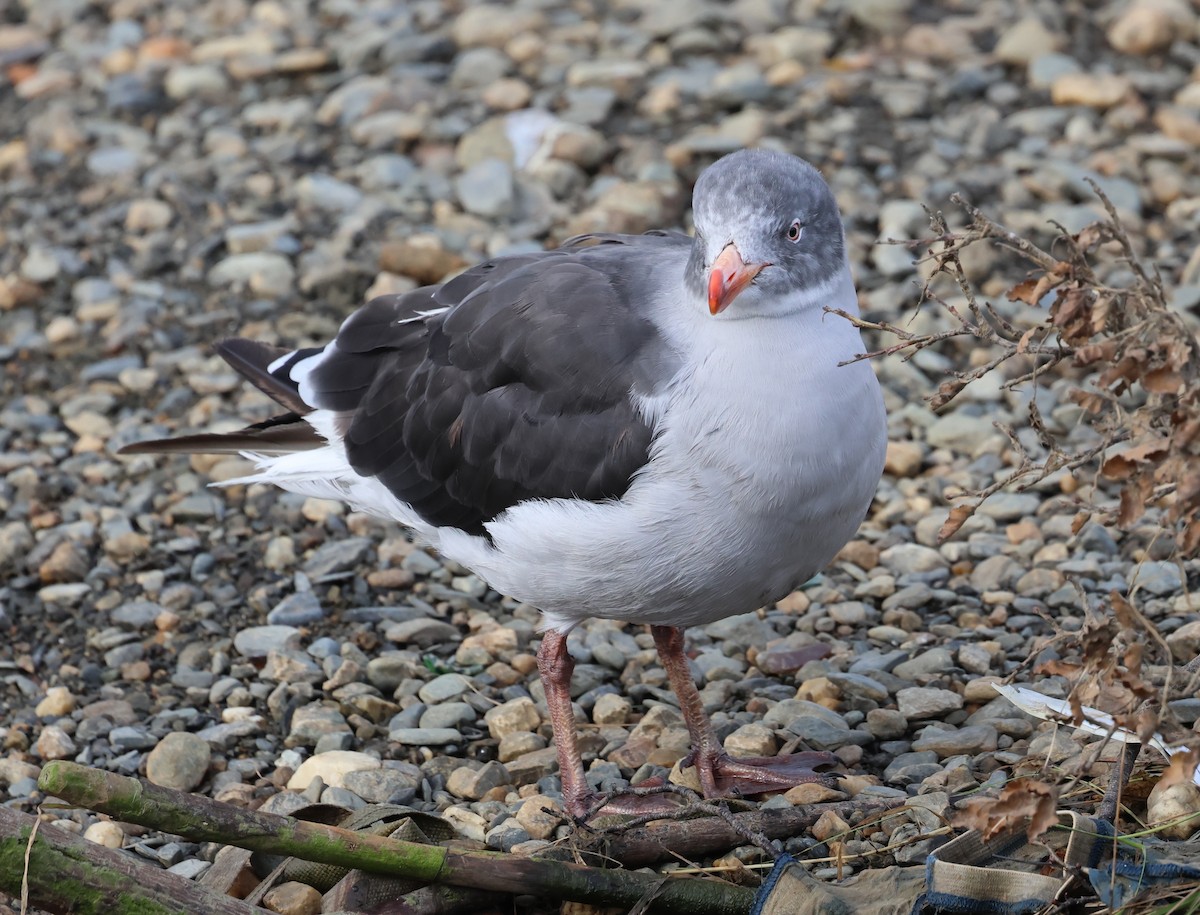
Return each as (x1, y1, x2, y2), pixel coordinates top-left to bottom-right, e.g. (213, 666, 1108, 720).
(2, 0, 1200, 909)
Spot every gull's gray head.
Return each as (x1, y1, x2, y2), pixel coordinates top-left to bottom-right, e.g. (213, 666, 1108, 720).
(686, 149, 847, 317)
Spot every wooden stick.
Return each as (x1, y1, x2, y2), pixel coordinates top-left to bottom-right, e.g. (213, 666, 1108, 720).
(0, 806, 259, 915)
(584, 797, 903, 867)
(39, 761, 755, 915)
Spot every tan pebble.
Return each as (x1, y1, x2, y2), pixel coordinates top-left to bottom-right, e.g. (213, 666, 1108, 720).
(884, 440, 925, 477)
(44, 315, 79, 344)
(482, 77, 532, 111)
(796, 677, 840, 709)
(766, 60, 807, 87)
(486, 661, 522, 687)
(35, 686, 75, 718)
(498, 730, 546, 762)
(35, 725, 76, 760)
(262, 536, 295, 571)
(638, 81, 682, 118)
(1107, 0, 1195, 55)
(485, 697, 542, 738)
(516, 794, 563, 839)
(811, 810, 850, 842)
(963, 676, 1004, 704)
(993, 16, 1063, 65)
(138, 36, 191, 62)
(592, 693, 632, 725)
(83, 821, 125, 848)
(838, 774, 881, 796)
(300, 497, 343, 523)
(668, 761, 703, 792)
(510, 653, 538, 676)
(1033, 542, 1068, 564)
(379, 234, 467, 285)
(263, 881, 322, 915)
(102, 46, 136, 75)
(1167, 619, 1200, 661)
(783, 783, 846, 805)
(1148, 779, 1200, 840)
(1155, 107, 1200, 146)
(1051, 72, 1131, 108)
(836, 539, 879, 570)
(120, 660, 151, 681)
(105, 531, 150, 561)
(775, 590, 810, 614)
(125, 198, 172, 232)
(1005, 520, 1041, 544)
(367, 567, 413, 589)
(446, 765, 480, 799)
(364, 271, 417, 300)
(724, 723, 777, 757)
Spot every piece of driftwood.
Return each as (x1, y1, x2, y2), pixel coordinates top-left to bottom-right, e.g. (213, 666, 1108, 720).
(39, 762, 756, 915)
(0, 806, 259, 915)
(586, 797, 904, 867)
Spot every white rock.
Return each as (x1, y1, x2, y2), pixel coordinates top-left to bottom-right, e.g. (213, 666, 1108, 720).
(286, 750, 380, 790)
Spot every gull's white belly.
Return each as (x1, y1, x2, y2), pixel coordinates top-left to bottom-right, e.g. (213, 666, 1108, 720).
(439, 317, 887, 632)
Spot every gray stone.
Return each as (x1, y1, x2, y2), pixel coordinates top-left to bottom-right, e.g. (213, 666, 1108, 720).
(418, 673, 473, 704)
(880, 543, 948, 574)
(146, 732, 211, 791)
(893, 648, 956, 681)
(388, 727, 463, 746)
(1136, 561, 1183, 596)
(911, 725, 999, 757)
(267, 591, 325, 625)
(342, 764, 423, 803)
(234, 626, 300, 660)
(295, 173, 364, 212)
(303, 538, 373, 578)
(456, 159, 516, 218)
(896, 687, 963, 719)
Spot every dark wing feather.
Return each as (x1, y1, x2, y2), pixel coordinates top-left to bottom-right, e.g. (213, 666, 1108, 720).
(120, 232, 687, 535)
(306, 236, 684, 534)
(119, 412, 320, 455)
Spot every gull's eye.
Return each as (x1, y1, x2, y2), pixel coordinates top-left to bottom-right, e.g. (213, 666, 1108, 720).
(786, 219, 803, 243)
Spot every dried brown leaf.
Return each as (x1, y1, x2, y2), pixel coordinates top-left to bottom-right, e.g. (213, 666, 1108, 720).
(929, 378, 969, 411)
(1036, 659, 1083, 679)
(1075, 340, 1117, 366)
(955, 778, 1060, 843)
(1052, 288, 1096, 344)
(1067, 388, 1108, 414)
(1071, 511, 1092, 535)
(1103, 440, 1167, 481)
(937, 503, 976, 543)
(1110, 592, 1138, 631)
(1184, 519, 1200, 556)
(1016, 326, 1039, 354)
(1006, 278, 1042, 306)
(1144, 367, 1183, 394)
(1157, 749, 1200, 792)
(1117, 475, 1153, 527)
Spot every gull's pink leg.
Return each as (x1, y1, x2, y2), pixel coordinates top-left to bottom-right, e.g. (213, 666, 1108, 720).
(536, 629, 594, 819)
(538, 629, 685, 819)
(651, 625, 838, 798)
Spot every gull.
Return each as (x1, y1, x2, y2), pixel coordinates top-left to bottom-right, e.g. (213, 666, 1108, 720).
(123, 148, 888, 818)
